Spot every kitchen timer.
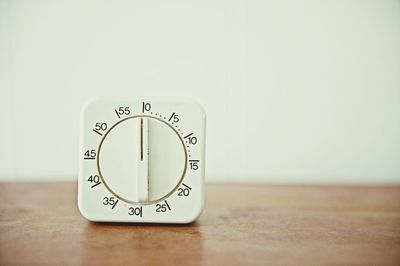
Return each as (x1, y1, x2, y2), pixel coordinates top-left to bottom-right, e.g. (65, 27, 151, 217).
(78, 98, 206, 223)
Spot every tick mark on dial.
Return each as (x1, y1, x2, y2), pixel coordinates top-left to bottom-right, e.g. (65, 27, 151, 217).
(114, 109, 121, 119)
(111, 199, 119, 209)
(182, 183, 192, 190)
(184, 133, 193, 139)
(93, 129, 103, 136)
(164, 200, 171, 211)
(91, 182, 102, 188)
(168, 112, 175, 122)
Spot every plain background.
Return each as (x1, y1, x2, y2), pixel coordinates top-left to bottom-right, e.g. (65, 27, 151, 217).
(1, 0, 399, 184)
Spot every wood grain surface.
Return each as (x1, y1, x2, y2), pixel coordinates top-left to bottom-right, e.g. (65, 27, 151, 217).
(0, 182, 399, 266)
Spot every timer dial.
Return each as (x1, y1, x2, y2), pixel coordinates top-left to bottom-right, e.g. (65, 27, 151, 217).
(98, 116, 187, 204)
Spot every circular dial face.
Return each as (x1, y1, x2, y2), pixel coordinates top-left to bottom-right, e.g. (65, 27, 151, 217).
(97, 116, 187, 204)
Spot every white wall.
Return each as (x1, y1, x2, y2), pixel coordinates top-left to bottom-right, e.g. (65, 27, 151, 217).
(1, 0, 400, 184)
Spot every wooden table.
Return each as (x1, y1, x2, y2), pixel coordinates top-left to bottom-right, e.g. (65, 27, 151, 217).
(0, 182, 399, 265)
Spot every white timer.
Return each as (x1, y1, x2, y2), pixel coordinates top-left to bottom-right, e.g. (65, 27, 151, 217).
(78, 98, 206, 223)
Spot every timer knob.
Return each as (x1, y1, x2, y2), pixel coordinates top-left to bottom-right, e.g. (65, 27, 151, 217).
(98, 116, 187, 204)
